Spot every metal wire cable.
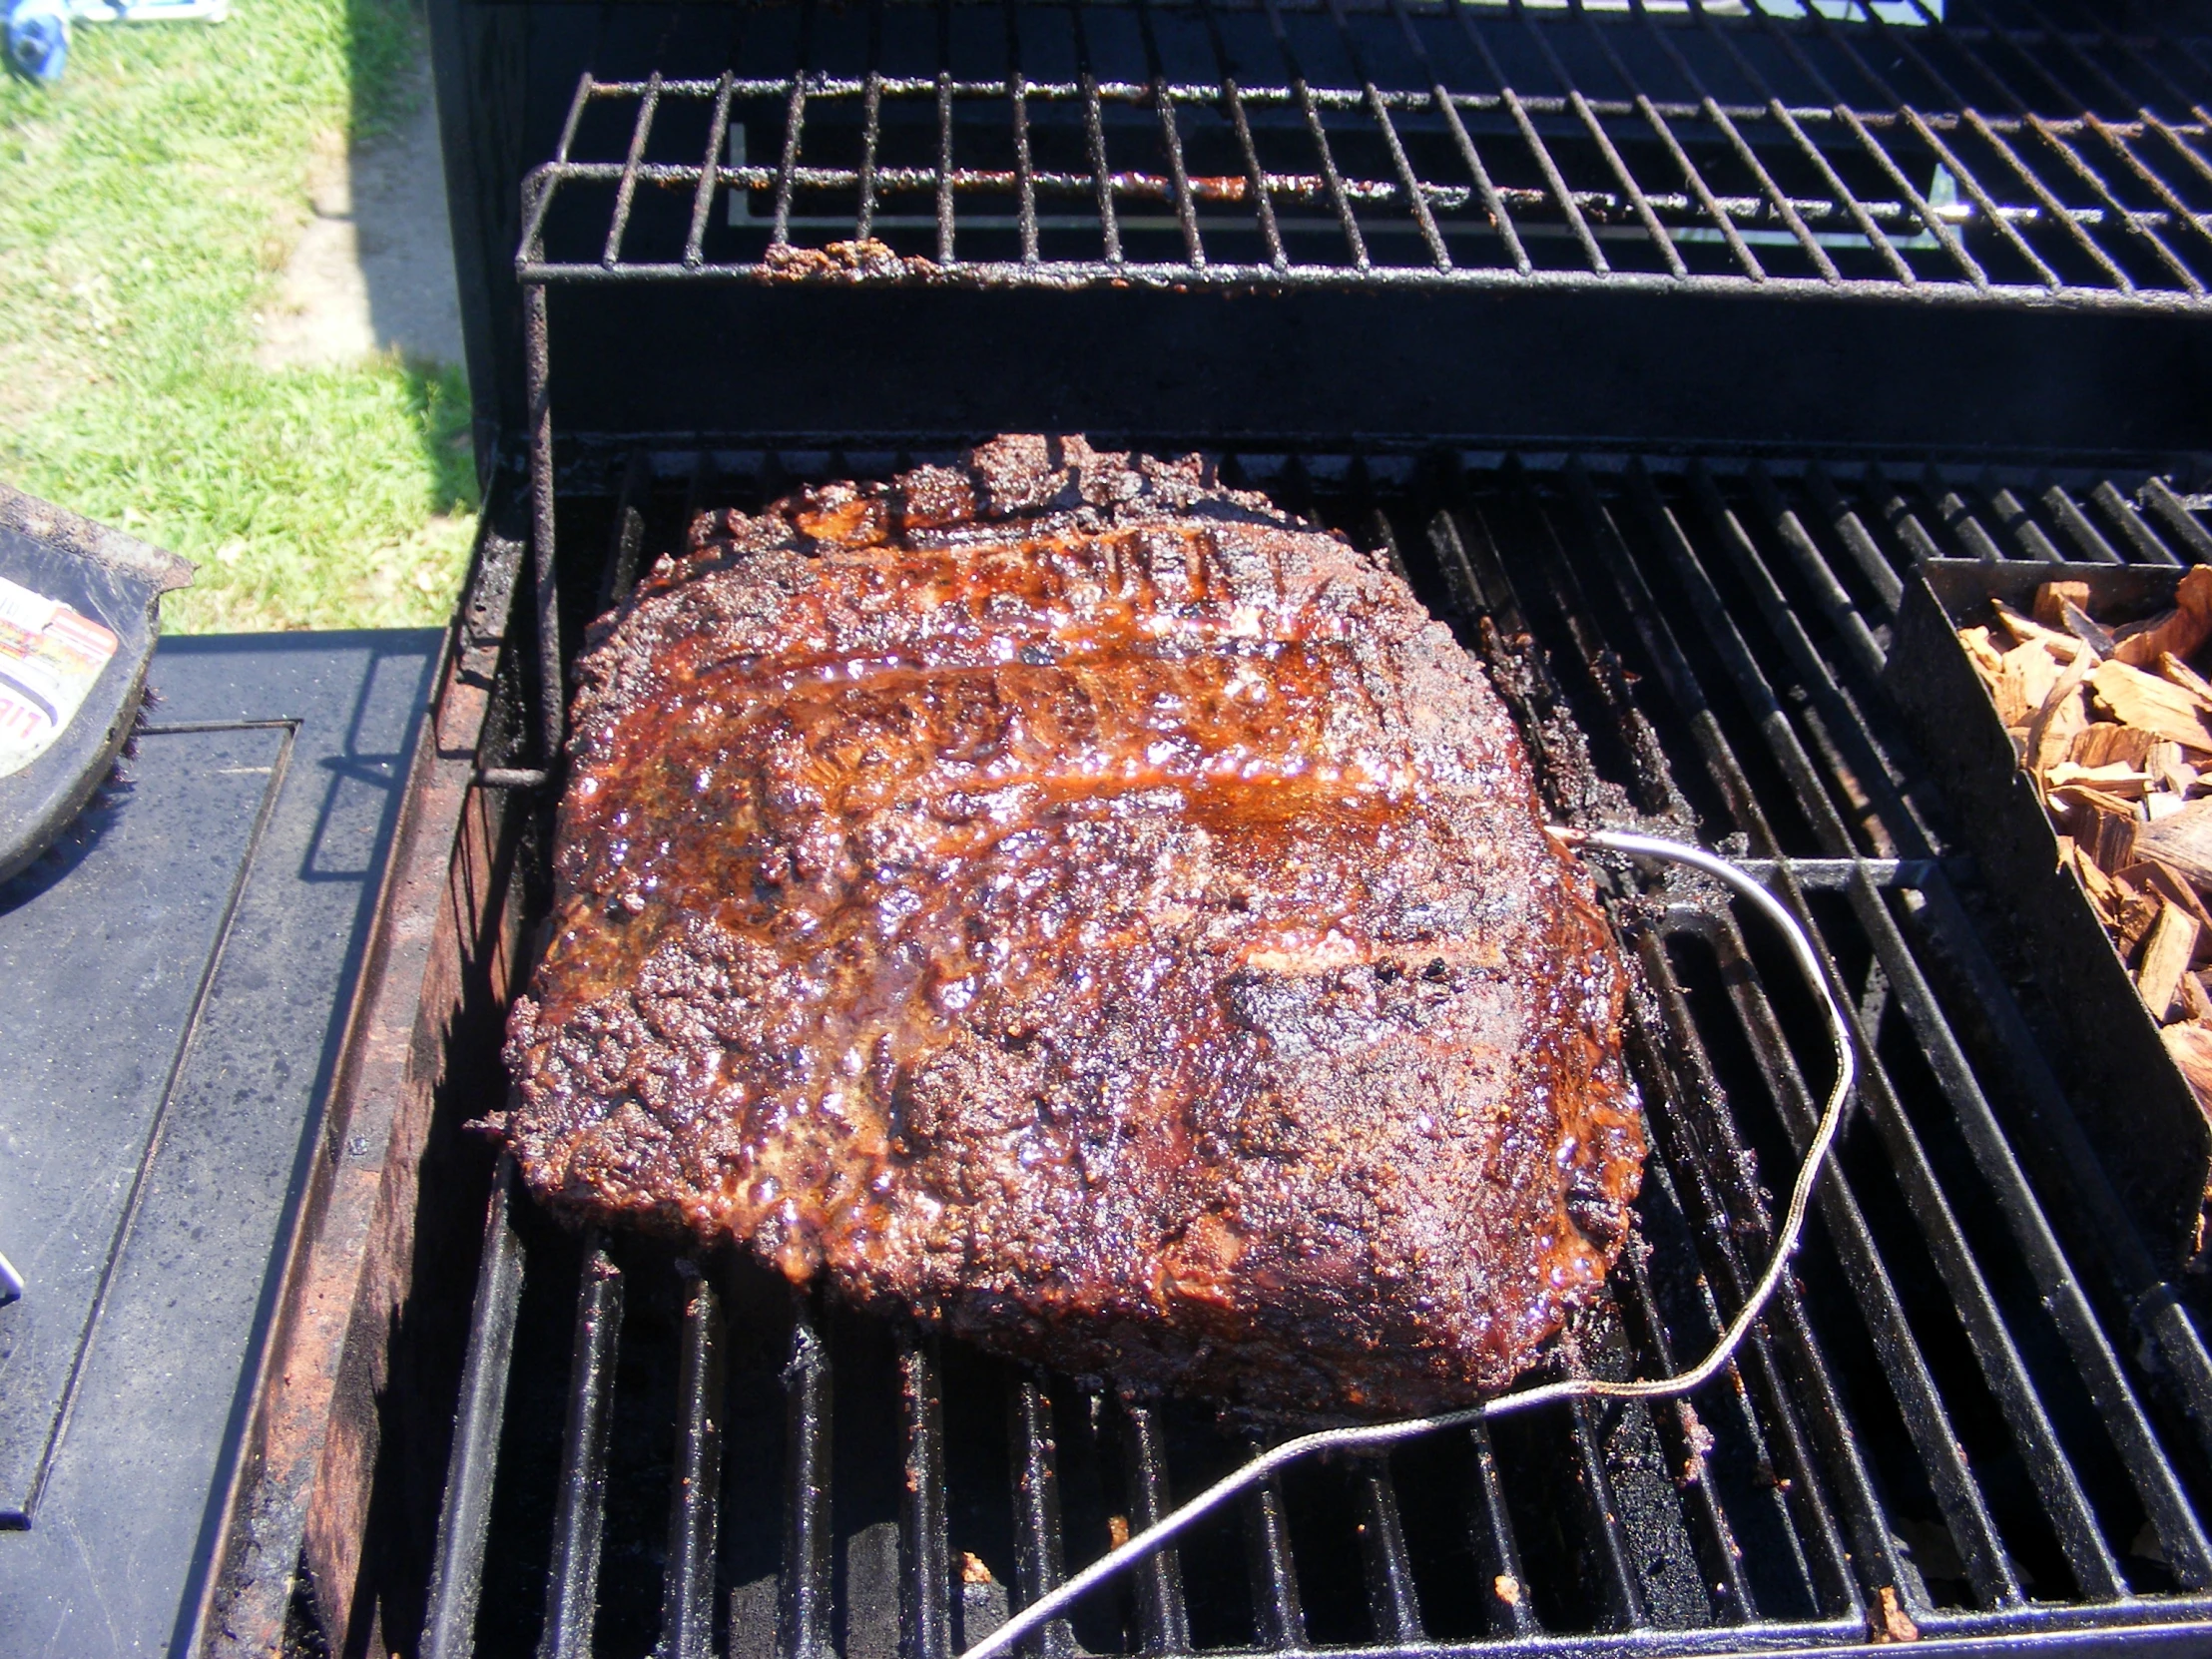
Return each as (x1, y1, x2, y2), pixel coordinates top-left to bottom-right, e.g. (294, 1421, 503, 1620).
(957, 827, 1857, 1659)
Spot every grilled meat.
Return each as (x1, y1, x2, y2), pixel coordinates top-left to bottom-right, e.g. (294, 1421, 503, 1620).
(502, 436, 1643, 1418)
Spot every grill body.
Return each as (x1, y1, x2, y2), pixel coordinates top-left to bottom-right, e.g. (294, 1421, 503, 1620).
(191, 6, 2212, 1658)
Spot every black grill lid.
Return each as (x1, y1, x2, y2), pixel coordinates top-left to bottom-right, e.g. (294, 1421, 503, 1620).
(0, 483, 192, 884)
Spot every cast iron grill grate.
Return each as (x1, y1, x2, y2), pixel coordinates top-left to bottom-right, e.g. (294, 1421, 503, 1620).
(412, 451, 2212, 1659)
(518, 0, 2212, 307)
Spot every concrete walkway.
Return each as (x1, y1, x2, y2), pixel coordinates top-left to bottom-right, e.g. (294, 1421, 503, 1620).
(258, 68, 464, 371)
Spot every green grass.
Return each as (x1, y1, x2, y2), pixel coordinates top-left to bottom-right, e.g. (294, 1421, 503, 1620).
(0, 0, 477, 632)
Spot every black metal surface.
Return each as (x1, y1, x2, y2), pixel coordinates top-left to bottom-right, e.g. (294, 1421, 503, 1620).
(398, 448, 2212, 1659)
(0, 717, 295, 1529)
(534, 277, 2212, 454)
(0, 630, 441, 1659)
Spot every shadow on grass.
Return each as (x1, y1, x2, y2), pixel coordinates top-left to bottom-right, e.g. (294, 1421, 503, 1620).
(345, 0, 427, 149)
(349, 0, 476, 503)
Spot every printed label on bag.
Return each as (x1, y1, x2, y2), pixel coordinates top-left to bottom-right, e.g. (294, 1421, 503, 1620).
(0, 574, 118, 779)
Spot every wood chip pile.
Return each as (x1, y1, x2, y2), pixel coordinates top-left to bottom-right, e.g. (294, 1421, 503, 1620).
(1959, 569, 2212, 1116)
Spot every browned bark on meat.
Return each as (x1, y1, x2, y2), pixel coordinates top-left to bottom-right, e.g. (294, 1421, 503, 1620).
(502, 436, 1644, 1418)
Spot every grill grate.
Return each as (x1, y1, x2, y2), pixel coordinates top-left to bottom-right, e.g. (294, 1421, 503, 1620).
(518, 0, 2212, 308)
(409, 450, 2212, 1659)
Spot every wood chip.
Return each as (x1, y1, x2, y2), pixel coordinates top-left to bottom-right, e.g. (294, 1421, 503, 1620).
(2115, 565, 2212, 668)
(2089, 659, 2212, 754)
(2139, 900, 2201, 1020)
(2162, 651, 2212, 706)
(1960, 624, 2006, 680)
(2150, 741, 2197, 797)
(2071, 723, 2162, 770)
(2071, 841, 2121, 928)
(1993, 599, 2094, 662)
(1993, 640, 2062, 727)
(2163, 1023, 2212, 1121)
(2045, 761, 2155, 799)
(2116, 857, 2212, 935)
(2047, 783, 2144, 819)
(2025, 661, 2093, 775)
(2035, 580, 2093, 628)
(2115, 877, 2163, 953)
(2048, 788, 2143, 873)
(2182, 970, 2212, 1023)
(2136, 800, 2212, 890)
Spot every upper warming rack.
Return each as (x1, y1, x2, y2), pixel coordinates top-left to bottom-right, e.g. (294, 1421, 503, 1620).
(517, 0, 2212, 307)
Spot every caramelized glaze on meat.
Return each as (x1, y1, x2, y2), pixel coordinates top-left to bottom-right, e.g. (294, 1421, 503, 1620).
(503, 436, 1643, 1418)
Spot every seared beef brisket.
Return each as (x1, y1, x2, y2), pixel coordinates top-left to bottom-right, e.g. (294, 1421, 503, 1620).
(502, 436, 1643, 1417)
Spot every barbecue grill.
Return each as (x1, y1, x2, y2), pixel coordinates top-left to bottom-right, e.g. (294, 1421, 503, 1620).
(174, 3, 2212, 1656)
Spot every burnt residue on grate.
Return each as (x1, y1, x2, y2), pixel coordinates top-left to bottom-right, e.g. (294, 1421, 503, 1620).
(518, 0, 2212, 309)
(380, 450, 2212, 1659)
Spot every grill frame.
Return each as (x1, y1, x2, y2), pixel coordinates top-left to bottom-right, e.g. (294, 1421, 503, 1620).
(215, 444, 2212, 1659)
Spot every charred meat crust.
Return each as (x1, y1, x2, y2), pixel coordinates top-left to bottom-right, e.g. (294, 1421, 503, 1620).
(502, 434, 1644, 1420)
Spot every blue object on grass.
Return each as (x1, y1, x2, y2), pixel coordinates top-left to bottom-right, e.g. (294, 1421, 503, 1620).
(6, 0, 68, 83)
